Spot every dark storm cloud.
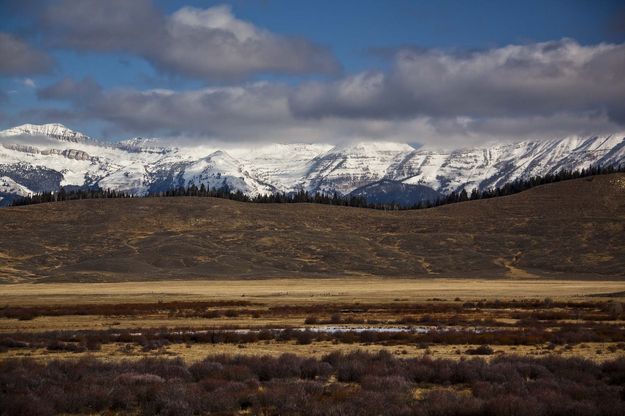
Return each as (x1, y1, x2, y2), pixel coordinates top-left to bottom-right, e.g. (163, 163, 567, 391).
(41, 0, 340, 80)
(289, 39, 625, 125)
(37, 77, 102, 102)
(0, 32, 53, 75)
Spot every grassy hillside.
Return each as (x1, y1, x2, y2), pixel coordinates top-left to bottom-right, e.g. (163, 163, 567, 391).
(1, 173, 624, 282)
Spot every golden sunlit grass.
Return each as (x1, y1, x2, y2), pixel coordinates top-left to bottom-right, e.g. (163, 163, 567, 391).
(4, 341, 624, 364)
(3, 277, 624, 306)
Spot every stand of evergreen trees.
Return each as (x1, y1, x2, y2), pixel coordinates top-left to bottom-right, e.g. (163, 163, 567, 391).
(9, 163, 625, 210)
(9, 187, 133, 207)
(151, 184, 370, 208)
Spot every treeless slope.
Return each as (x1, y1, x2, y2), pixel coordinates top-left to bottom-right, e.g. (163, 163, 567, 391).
(1, 174, 624, 283)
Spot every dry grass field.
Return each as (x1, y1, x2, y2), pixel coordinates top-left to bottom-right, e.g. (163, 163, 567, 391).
(0, 278, 622, 330)
(2, 277, 624, 306)
(1, 278, 624, 364)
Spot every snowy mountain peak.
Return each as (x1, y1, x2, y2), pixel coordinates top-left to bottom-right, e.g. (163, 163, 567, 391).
(118, 137, 160, 147)
(329, 141, 415, 155)
(230, 143, 333, 158)
(0, 122, 623, 206)
(0, 123, 90, 143)
(117, 137, 170, 154)
(207, 149, 233, 159)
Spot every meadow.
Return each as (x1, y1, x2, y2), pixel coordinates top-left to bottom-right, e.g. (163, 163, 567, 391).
(2, 278, 624, 362)
(1, 278, 625, 415)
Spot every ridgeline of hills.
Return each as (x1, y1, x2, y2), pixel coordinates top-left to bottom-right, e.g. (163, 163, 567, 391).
(1, 123, 625, 207)
(10, 164, 624, 211)
(1, 173, 624, 283)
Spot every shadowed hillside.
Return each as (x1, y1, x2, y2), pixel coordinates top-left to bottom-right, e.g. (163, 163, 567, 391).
(1, 174, 624, 283)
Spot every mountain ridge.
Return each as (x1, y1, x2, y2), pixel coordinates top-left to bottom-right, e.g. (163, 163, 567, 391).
(0, 123, 624, 206)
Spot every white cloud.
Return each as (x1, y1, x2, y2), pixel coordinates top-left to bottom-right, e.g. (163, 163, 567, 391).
(22, 78, 36, 88)
(290, 39, 625, 124)
(170, 5, 260, 42)
(42, 1, 340, 80)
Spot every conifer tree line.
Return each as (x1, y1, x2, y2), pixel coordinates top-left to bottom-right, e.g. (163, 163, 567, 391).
(9, 163, 625, 209)
(9, 187, 134, 206)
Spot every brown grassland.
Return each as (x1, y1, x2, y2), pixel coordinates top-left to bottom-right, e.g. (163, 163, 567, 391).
(1, 173, 624, 283)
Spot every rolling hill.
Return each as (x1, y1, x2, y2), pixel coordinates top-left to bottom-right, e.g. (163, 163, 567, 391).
(0, 173, 624, 283)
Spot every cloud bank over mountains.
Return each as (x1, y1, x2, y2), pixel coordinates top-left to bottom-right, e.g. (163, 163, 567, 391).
(2, 1, 625, 147)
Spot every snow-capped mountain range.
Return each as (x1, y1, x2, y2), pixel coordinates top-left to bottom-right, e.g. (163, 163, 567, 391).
(1, 123, 624, 206)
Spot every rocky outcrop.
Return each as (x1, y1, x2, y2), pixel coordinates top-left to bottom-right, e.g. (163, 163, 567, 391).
(62, 149, 91, 161)
(2, 144, 91, 161)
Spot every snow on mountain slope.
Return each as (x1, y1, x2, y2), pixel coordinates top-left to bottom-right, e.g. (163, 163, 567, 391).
(0, 123, 624, 204)
(181, 150, 277, 195)
(0, 123, 90, 143)
(0, 176, 32, 196)
(302, 142, 415, 194)
(117, 137, 172, 154)
(0, 176, 33, 206)
(399, 135, 625, 193)
(229, 143, 333, 192)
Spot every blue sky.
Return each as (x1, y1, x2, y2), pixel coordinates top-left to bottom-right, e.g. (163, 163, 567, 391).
(1, 0, 624, 146)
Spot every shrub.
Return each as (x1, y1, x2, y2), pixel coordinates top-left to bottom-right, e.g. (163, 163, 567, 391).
(189, 360, 224, 381)
(224, 309, 240, 318)
(1, 351, 624, 416)
(300, 358, 332, 380)
(361, 375, 411, 392)
(0, 337, 29, 348)
(421, 389, 483, 416)
(256, 380, 324, 414)
(220, 364, 256, 382)
(295, 330, 314, 345)
(466, 345, 494, 355)
(116, 372, 165, 385)
(203, 381, 251, 413)
(139, 381, 199, 416)
(335, 359, 368, 382)
(606, 302, 624, 319)
(304, 315, 319, 324)
(202, 310, 221, 318)
(45, 340, 86, 353)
